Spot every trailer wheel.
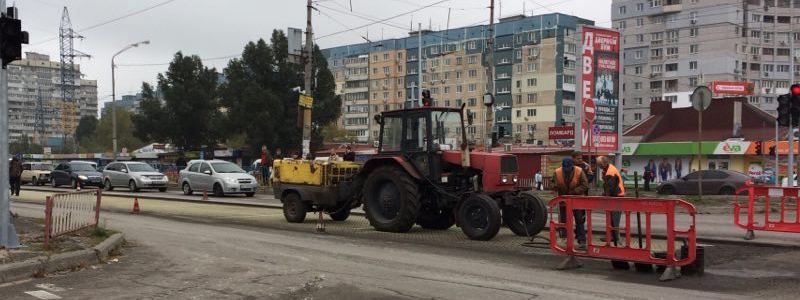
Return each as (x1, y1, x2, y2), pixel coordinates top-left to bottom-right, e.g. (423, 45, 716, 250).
(282, 192, 307, 223)
(458, 194, 501, 241)
(363, 166, 420, 233)
(328, 208, 351, 221)
(503, 192, 548, 237)
(416, 209, 455, 230)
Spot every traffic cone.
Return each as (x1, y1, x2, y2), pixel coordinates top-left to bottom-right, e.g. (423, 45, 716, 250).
(132, 197, 140, 214)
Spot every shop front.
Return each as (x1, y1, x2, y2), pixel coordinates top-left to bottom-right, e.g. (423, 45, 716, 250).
(621, 141, 751, 181)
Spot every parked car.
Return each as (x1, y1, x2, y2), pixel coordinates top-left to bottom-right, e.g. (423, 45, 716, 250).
(657, 169, 750, 195)
(21, 162, 52, 186)
(50, 161, 104, 189)
(103, 161, 169, 192)
(178, 160, 257, 197)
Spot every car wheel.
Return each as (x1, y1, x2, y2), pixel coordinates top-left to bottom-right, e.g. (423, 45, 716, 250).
(104, 179, 114, 191)
(282, 192, 307, 223)
(719, 186, 735, 195)
(213, 183, 224, 197)
(659, 185, 675, 195)
(129, 180, 139, 192)
(182, 182, 193, 195)
(71, 179, 78, 189)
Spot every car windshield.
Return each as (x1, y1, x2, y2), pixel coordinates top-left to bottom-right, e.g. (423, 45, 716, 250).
(211, 162, 245, 173)
(71, 163, 96, 171)
(431, 110, 463, 151)
(127, 163, 156, 172)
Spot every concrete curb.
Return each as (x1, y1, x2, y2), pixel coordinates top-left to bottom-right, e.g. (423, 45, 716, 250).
(0, 233, 126, 284)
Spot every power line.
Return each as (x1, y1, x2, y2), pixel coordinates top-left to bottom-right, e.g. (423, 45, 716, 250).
(315, 0, 452, 40)
(29, 0, 180, 46)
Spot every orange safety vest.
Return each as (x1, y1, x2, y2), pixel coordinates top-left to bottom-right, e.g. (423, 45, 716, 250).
(555, 167, 583, 193)
(604, 164, 626, 196)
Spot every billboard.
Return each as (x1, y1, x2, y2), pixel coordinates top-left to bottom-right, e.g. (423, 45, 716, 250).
(548, 126, 575, 140)
(710, 81, 754, 96)
(580, 26, 620, 153)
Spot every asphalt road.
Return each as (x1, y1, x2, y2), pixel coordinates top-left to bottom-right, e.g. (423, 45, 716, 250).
(4, 192, 800, 299)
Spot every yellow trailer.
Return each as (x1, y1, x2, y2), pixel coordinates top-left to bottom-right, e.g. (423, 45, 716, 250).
(272, 159, 362, 222)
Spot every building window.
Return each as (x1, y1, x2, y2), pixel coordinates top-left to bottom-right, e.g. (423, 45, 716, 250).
(634, 66, 643, 74)
(564, 75, 576, 84)
(690, 44, 699, 53)
(636, 18, 644, 27)
(689, 61, 698, 70)
(527, 63, 538, 72)
(527, 78, 537, 87)
(457, 85, 463, 93)
(468, 98, 477, 106)
(636, 34, 644, 43)
(689, 77, 699, 87)
(635, 50, 643, 59)
(527, 109, 537, 117)
(468, 84, 476, 92)
(689, 28, 699, 37)
(637, 2, 644, 10)
(619, 5, 626, 14)
(527, 93, 538, 103)
(617, 21, 626, 30)
(469, 70, 478, 78)
(468, 55, 477, 64)
(649, 0, 661, 8)
(634, 82, 642, 90)
(634, 113, 642, 121)
(635, 97, 643, 105)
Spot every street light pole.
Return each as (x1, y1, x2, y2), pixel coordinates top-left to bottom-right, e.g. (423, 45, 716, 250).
(111, 40, 149, 160)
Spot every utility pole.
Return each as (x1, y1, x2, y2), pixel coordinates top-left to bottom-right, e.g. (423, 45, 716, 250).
(1, 0, 28, 248)
(484, 0, 495, 152)
(301, 0, 314, 158)
(417, 23, 422, 107)
(789, 26, 796, 186)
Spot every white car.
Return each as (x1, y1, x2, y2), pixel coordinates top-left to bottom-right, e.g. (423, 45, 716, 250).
(21, 162, 52, 186)
(178, 160, 258, 197)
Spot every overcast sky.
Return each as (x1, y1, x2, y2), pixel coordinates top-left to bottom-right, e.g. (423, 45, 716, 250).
(18, 0, 611, 114)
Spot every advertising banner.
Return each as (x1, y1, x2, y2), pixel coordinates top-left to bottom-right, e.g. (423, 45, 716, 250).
(548, 126, 575, 140)
(710, 81, 754, 96)
(580, 26, 620, 153)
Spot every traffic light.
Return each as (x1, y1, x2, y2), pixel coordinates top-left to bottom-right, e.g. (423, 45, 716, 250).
(0, 9, 29, 68)
(769, 145, 776, 156)
(421, 90, 432, 107)
(791, 84, 800, 126)
(778, 94, 791, 126)
(755, 141, 763, 155)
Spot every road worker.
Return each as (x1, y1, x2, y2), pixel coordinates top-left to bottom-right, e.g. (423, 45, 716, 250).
(597, 155, 629, 269)
(551, 158, 589, 248)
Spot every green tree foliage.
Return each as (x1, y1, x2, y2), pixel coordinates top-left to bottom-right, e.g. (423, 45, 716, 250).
(81, 109, 144, 153)
(9, 134, 43, 155)
(219, 30, 341, 153)
(133, 52, 220, 150)
(75, 116, 98, 142)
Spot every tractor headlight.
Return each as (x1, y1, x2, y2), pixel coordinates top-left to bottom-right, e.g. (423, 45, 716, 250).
(78, 175, 88, 181)
(512, 176, 518, 183)
(501, 176, 508, 184)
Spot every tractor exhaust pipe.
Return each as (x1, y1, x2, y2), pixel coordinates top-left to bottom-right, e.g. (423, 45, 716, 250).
(460, 103, 471, 168)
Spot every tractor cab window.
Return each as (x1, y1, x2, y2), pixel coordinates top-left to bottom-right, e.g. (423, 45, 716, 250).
(381, 116, 403, 152)
(405, 115, 427, 152)
(431, 111, 462, 151)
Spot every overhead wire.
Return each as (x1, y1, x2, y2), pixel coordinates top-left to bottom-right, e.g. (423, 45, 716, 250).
(315, 0, 452, 40)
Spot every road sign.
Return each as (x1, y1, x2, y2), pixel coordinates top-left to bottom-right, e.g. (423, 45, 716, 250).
(583, 99, 596, 122)
(691, 86, 712, 112)
(592, 124, 601, 135)
(298, 94, 313, 108)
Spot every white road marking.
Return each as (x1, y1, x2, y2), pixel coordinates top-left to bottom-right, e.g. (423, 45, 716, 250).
(35, 283, 66, 292)
(24, 290, 62, 299)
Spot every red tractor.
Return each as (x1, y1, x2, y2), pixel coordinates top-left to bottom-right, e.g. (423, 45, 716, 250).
(353, 105, 547, 240)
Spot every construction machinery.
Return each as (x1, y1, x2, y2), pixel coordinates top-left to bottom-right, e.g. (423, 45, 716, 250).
(272, 105, 547, 241)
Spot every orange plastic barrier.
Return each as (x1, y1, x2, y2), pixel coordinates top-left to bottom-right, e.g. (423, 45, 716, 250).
(734, 182, 800, 240)
(548, 196, 697, 279)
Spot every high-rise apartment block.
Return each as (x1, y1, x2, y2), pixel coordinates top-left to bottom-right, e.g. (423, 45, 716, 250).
(323, 13, 593, 145)
(7, 52, 98, 145)
(613, 0, 800, 128)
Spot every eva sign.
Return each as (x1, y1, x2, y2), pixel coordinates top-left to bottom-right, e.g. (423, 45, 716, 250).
(713, 141, 750, 155)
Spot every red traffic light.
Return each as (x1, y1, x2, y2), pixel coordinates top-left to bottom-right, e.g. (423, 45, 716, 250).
(791, 84, 800, 96)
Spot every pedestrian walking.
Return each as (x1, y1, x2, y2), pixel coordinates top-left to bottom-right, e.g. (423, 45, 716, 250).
(597, 156, 628, 269)
(534, 170, 543, 191)
(343, 145, 355, 162)
(659, 158, 672, 182)
(551, 158, 589, 248)
(9, 157, 23, 197)
(674, 158, 683, 179)
(260, 145, 271, 186)
(175, 152, 188, 170)
(643, 159, 655, 191)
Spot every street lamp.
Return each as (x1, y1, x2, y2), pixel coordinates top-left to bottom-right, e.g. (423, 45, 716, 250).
(111, 40, 149, 160)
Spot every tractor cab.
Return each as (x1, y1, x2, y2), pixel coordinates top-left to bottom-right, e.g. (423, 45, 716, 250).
(374, 106, 466, 181)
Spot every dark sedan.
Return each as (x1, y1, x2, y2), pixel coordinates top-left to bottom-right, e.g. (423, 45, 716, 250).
(657, 169, 750, 195)
(50, 161, 105, 189)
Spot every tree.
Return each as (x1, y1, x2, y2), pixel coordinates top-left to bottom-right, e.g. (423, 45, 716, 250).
(134, 52, 220, 150)
(131, 82, 167, 143)
(81, 109, 145, 153)
(75, 116, 98, 142)
(321, 123, 355, 143)
(219, 30, 340, 153)
(9, 134, 43, 155)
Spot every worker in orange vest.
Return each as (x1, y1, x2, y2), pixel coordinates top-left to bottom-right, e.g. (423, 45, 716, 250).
(597, 155, 629, 269)
(551, 158, 589, 247)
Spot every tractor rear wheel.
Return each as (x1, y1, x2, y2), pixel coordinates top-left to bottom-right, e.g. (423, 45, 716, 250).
(363, 166, 420, 233)
(416, 208, 455, 230)
(458, 194, 501, 241)
(503, 192, 548, 237)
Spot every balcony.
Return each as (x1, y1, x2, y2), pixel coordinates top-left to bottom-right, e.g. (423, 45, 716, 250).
(651, 40, 663, 47)
(662, 3, 682, 13)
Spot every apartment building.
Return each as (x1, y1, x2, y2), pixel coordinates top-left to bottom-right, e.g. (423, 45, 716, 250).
(6, 52, 98, 145)
(613, 0, 800, 128)
(322, 13, 593, 145)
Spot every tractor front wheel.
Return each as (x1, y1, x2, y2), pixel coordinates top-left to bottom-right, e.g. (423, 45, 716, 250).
(503, 192, 548, 237)
(363, 166, 420, 233)
(458, 194, 501, 241)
